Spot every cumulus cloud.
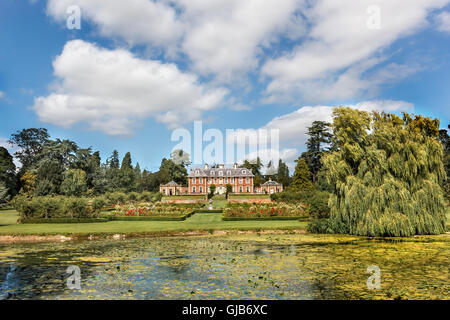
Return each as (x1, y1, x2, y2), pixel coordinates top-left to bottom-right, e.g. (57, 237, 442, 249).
(46, 0, 183, 54)
(32, 40, 228, 135)
(0, 91, 5, 99)
(262, 0, 449, 103)
(263, 100, 414, 148)
(46, 0, 306, 83)
(436, 11, 450, 32)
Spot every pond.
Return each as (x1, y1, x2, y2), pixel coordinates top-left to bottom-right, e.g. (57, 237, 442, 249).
(0, 234, 448, 300)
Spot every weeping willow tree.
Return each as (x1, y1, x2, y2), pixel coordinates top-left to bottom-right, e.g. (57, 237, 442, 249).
(322, 107, 446, 237)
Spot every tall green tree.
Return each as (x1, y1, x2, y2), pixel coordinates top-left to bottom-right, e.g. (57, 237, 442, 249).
(322, 107, 446, 237)
(0, 182, 10, 206)
(119, 152, 136, 192)
(9, 128, 49, 171)
(291, 157, 314, 191)
(61, 169, 88, 196)
(0, 147, 17, 196)
(301, 121, 333, 183)
(275, 159, 291, 187)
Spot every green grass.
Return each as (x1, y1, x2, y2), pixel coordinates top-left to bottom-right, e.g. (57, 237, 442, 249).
(161, 195, 206, 200)
(228, 194, 271, 199)
(0, 209, 307, 236)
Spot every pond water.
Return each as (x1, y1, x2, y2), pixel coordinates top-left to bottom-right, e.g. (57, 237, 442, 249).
(0, 234, 448, 300)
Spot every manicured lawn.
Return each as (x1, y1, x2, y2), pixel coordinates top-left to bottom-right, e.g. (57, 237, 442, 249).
(162, 195, 206, 200)
(0, 209, 307, 236)
(228, 194, 271, 199)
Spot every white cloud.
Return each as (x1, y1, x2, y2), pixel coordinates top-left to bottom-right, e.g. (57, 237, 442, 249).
(263, 100, 414, 147)
(0, 91, 5, 99)
(46, 0, 183, 55)
(46, 0, 306, 83)
(262, 0, 449, 103)
(32, 40, 228, 135)
(436, 11, 450, 32)
(177, 0, 305, 82)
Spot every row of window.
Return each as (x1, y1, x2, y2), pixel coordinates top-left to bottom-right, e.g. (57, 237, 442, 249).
(191, 177, 251, 184)
(192, 186, 251, 193)
(194, 169, 248, 176)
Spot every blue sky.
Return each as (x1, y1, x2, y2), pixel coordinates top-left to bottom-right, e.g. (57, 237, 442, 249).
(1, 0, 449, 173)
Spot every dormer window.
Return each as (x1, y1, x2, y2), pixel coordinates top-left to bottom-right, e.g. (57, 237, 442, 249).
(195, 170, 199, 175)
(211, 171, 215, 176)
(219, 171, 223, 176)
(227, 170, 231, 175)
(242, 170, 246, 174)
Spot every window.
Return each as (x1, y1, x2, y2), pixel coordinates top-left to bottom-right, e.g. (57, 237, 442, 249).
(192, 178, 196, 184)
(211, 171, 215, 175)
(239, 186, 243, 193)
(219, 171, 223, 176)
(246, 178, 250, 183)
(242, 170, 246, 174)
(199, 178, 203, 184)
(219, 178, 223, 184)
(215, 178, 218, 184)
(246, 186, 250, 193)
(239, 178, 243, 184)
(199, 187, 203, 193)
(192, 186, 196, 193)
(195, 170, 199, 175)
(231, 178, 234, 184)
(227, 170, 231, 175)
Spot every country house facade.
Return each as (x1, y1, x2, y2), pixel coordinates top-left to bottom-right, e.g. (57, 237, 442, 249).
(188, 163, 255, 195)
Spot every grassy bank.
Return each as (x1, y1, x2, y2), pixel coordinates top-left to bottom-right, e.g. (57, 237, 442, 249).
(0, 209, 307, 236)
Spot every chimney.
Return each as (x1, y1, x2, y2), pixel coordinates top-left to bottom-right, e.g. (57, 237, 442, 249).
(233, 162, 238, 169)
(204, 163, 209, 169)
(219, 164, 224, 169)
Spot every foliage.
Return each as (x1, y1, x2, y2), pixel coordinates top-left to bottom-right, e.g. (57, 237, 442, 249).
(290, 158, 315, 191)
(321, 107, 446, 236)
(225, 184, 233, 198)
(19, 171, 37, 196)
(208, 184, 216, 199)
(61, 169, 88, 196)
(0, 146, 17, 196)
(0, 182, 11, 207)
(224, 203, 308, 218)
(271, 190, 330, 218)
(301, 121, 333, 183)
(9, 128, 49, 171)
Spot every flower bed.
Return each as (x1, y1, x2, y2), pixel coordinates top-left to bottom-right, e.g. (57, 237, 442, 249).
(223, 203, 308, 219)
(112, 203, 193, 218)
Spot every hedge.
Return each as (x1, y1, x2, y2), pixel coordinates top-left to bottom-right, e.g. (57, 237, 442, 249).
(22, 218, 110, 224)
(222, 216, 309, 221)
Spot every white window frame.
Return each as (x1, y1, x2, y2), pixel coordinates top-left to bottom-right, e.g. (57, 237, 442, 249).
(192, 178, 196, 184)
(192, 186, 196, 193)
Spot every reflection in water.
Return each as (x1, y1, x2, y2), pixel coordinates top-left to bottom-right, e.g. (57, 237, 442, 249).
(0, 234, 448, 300)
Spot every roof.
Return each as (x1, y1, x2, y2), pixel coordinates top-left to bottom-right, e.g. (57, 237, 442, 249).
(161, 180, 180, 186)
(262, 179, 281, 186)
(188, 167, 254, 178)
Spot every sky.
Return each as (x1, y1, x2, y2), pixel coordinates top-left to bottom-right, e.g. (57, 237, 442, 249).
(0, 0, 449, 173)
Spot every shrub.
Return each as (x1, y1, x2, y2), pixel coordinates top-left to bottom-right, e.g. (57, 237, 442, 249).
(39, 196, 63, 219)
(271, 190, 330, 218)
(92, 197, 106, 215)
(63, 197, 90, 218)
(139, 191, 153, 202)
(127, 192, 139, 202)
(307, 219, 333, 234)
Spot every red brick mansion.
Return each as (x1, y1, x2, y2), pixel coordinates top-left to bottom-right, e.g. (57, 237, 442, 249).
(188, 163, 255, 195)
(160, 163, 284, 196)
